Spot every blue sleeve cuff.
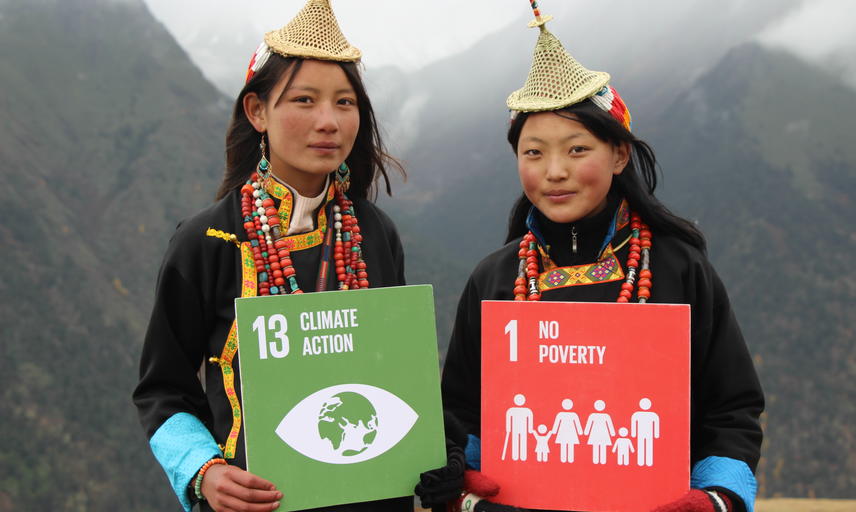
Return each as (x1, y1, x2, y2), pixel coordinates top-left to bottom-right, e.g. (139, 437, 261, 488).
(149, 412, 223, 512)
(465, 434, 481, 470)
(691, 456, 757, 512)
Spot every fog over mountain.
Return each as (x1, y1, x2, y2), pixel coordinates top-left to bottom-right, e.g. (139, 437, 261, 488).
(1, 0, 854, 510)
(758, 0, 856, 88)
(142, 0, 856, 99)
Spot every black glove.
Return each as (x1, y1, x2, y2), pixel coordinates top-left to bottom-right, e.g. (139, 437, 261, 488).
(416, 444, 465, 509)
(415, 412, 469, 510)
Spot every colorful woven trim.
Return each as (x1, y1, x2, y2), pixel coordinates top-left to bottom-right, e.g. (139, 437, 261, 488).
(538, 243, 625, 291)
(591, 85, 632, 132)
(215, 241, 258, 459)
(263, 176, 335, 251)
(535, 199, 630, 292)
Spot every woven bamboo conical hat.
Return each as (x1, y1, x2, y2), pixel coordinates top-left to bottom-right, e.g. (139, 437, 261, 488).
(264, 0, 361, 62)
(507, 14, 610, 112)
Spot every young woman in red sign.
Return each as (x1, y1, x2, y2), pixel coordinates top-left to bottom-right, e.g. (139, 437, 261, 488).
(133, 2, 411, 511)
(416, 4, 763, 512)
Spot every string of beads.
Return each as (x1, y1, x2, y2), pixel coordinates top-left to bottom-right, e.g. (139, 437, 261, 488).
(515, 212, 652, 302)
(239, 170, 368, 295)
(193, 457, 227, 501)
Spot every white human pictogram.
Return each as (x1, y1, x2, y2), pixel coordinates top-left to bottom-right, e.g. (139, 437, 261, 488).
(611, 427, 635, 466)
(584, 400, 615, 464)
(502, 394, 534, 461)
(550, 398, 583, 463)
(532, 424, 553, 462)
(631, 397, 660, 466)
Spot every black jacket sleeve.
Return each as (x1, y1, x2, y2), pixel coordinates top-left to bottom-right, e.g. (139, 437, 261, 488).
(441, 275, 484, 436)
(133, 221, 215, 438)
(688, 259, 764, 472)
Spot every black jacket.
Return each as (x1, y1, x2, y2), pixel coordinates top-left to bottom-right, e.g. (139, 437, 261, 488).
(133, 189, 411, 512)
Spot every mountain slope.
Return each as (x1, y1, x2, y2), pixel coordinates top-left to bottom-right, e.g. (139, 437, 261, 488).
(648, 42, 856, 498)
(0, 0, 229, 509)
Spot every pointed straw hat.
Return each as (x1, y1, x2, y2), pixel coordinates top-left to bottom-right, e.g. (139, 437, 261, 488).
(264, 0, 361, 61)
(506, 1, 635, 133)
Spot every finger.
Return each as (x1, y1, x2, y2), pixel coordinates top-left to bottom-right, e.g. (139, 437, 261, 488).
(218, 494, 281, 512)
(226, 485, 283, 504)
(227, 467, 278, 491)
(217, 478, 282, 504)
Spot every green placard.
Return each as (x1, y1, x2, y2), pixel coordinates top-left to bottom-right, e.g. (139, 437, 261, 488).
(235, 285, 445, 511)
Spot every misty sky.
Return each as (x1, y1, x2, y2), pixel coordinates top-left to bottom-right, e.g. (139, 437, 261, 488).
(143, 0, 856, 97)
(144, 0, 525, 95)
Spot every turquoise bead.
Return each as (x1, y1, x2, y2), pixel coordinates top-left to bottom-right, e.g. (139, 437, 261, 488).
(270, 286, 279, 294)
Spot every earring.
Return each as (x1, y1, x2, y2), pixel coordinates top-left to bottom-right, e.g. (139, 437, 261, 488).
(335, 162, 351, 192)
(258, 135, 271, 176)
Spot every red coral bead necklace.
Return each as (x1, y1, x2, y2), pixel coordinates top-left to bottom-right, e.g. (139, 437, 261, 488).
(239, 170, 369, 296)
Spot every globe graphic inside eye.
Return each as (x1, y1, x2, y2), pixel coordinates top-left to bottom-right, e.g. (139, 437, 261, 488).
(317, 392, 378, 456)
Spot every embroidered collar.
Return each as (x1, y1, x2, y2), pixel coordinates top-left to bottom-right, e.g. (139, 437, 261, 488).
(526, 199, 632, 292)
(262, 174, 336, 251)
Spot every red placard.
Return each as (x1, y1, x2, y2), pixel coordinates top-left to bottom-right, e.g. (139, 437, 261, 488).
(481, 301, 690, 512)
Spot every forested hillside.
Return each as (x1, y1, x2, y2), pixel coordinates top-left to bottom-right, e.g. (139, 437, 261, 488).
(0, 0, 228, 508)
(0, 0, 853, 509)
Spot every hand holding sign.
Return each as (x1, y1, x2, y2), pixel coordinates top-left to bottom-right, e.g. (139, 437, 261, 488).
(201, 464, 281, 511)
(481, 301, 690, 512)
(415, 412, 469, 509)
(236, 285, 445, 511)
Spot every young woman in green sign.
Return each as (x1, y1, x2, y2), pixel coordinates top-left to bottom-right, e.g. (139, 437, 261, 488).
(417, 3, 764, 512)
(133, 2, 413, 511)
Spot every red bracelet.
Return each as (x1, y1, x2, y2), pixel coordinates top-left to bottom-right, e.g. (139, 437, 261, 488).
(194, 458, 227, 501)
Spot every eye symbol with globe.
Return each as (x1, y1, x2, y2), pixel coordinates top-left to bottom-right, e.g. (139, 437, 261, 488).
(317, 392, 378, 456)
(275, 383, 419, 464)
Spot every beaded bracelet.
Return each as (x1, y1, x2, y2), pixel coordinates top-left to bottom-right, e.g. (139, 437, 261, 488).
(194, 458, 227, 501)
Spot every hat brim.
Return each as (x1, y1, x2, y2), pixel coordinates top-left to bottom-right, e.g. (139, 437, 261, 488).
(264, 32, 361, 62)
(506, 72, 610, 112)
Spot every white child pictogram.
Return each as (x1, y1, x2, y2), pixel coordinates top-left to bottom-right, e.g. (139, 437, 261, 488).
(584, 399, 615, 465)
(503, 393, 534, 461)
(532, 424, 553, 462)
(631, 397, 660, 467)
(550, 398, 583, 463)
(612, 427, 635, 466)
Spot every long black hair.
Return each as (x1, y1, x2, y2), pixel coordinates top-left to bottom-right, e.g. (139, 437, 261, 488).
(505, 100, 705, 250)
(216, 54, 403, 200)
